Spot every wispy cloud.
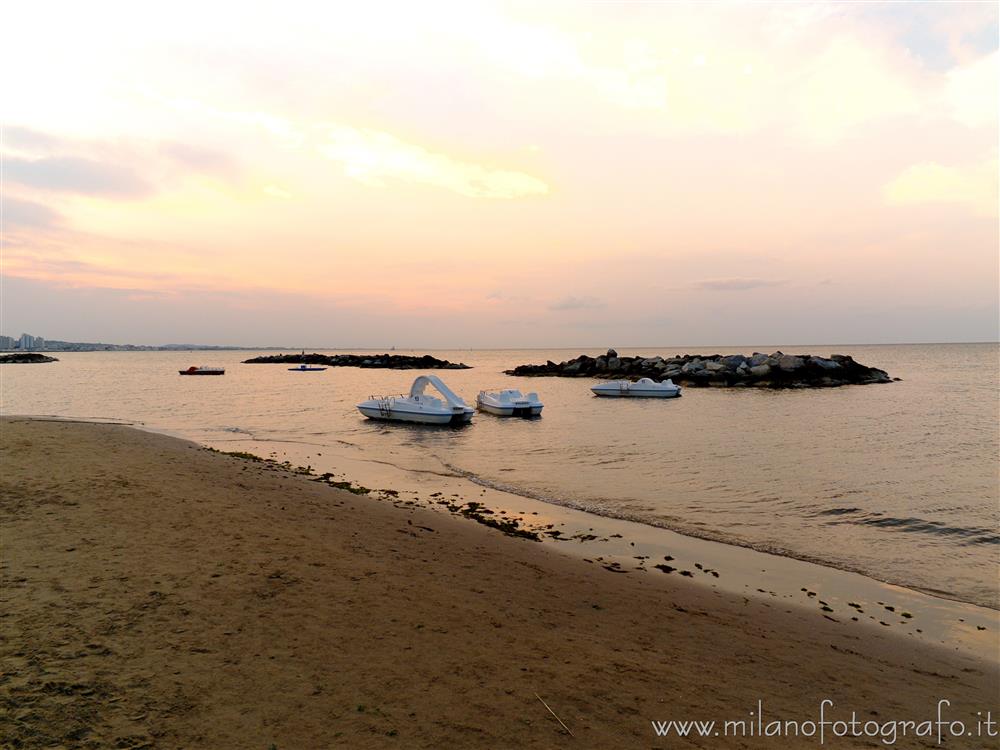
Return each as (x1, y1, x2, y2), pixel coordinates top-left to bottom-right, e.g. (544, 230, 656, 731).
(3, 196, 61, 229)
(5, 156, 152, 197)
(317, 125, 549, 199)
(548, 295, 605, 310)
(160, 141, 237, 177)
(3, 125, 58, 152)
(694, 278, 786, 291)
(884, 156, 998, 217)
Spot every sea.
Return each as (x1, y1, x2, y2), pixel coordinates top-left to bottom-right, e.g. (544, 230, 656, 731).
(3, 343, 997, 609)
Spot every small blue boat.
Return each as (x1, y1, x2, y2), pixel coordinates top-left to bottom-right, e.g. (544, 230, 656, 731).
(288, 364, 327, 372)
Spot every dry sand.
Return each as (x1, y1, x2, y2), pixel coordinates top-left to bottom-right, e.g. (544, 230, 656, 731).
(1, 418, 996, 748)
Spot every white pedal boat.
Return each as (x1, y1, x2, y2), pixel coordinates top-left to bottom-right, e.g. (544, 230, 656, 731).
(591, 377, 681, 398)
(476, 388, 543, 417)
(357, 374, 474, 425)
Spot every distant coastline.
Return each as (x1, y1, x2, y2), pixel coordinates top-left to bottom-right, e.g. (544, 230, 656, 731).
(0, 334, 296, 353)
(0, 345, 295, 352)
(2, 338, 996, 354)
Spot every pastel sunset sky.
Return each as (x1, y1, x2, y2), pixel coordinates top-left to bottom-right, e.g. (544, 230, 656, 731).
(3, 1, 997, 347)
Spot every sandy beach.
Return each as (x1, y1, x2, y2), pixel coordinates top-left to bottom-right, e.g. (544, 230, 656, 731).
(1, 417, 997, 749)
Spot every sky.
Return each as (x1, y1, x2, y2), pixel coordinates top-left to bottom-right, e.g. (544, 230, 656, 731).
(2, 0, 998, 348)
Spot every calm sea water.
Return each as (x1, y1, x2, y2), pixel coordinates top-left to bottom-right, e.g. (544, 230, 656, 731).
(3, 344, 997, 607)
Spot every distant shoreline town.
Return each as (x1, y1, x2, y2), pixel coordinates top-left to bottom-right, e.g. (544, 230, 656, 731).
(0, 333, 278, 353)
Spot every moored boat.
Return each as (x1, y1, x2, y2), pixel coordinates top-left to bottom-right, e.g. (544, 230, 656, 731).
(179, 366, 225, 375)
(477, 388, 543, 417)
(591, 377, 680, 398)
(357, 374, 474, 425)
(288, 364, 327, 371)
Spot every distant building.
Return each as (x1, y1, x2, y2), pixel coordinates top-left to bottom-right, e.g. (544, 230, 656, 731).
(34, 336, 45, 350)
(0, 335, 13, 350)
(18, 333, 36, 350)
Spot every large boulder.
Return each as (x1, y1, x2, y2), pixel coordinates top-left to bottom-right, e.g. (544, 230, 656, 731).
(810, 356, 841, 370)
(778, 355, 805, 372)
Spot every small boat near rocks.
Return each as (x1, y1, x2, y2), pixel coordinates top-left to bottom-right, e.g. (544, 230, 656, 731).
(591, 377, 681, 398)
(477, 388, 543, 417)
(357, 374, 474, 425)
(288, 364, 327, 372)
(179, 366, 225, 376)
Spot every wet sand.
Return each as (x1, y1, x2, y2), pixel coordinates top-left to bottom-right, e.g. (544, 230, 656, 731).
(1, 417, 997, 748)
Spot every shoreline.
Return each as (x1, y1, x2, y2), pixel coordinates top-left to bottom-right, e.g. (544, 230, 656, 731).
(10, 412, 1000, 658)
(181, 426, 1000, 659)
(439, 458, 998, 611)
(2, 417, 997, 748)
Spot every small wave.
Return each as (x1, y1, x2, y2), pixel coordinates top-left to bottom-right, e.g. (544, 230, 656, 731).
(221, 426, 254, 435)
(814, 506, 998, 544)
(856, 515, 999, 545)
(434, 457, 999, 609)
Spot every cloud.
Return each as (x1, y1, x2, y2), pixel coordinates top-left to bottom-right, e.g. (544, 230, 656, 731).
(944, 50, 999, 128)
(695, 277, 787, 291)
(150, 94, 549, 199)
(317, 125, 549, 199)
(884, 157, 998, 217)
(160, 141, 237, 176)
(2, 246, 230, 292)
(5, 156, 152, 197)
(262, 184, 292, 199)
(3, 125, 58, 152)
(3, 196, 61, 229)
(793, 36, 920, 143)
(548, 295, 604, 310)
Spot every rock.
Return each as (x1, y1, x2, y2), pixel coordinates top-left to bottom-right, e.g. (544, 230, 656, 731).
(810, 356, 841, 370)
(778, 355, 804, 372)
(243, 353, 470, 369)
(504, 350, 893, 388)
(0, 352, 58, 364)
(606, 348, 618, 358)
